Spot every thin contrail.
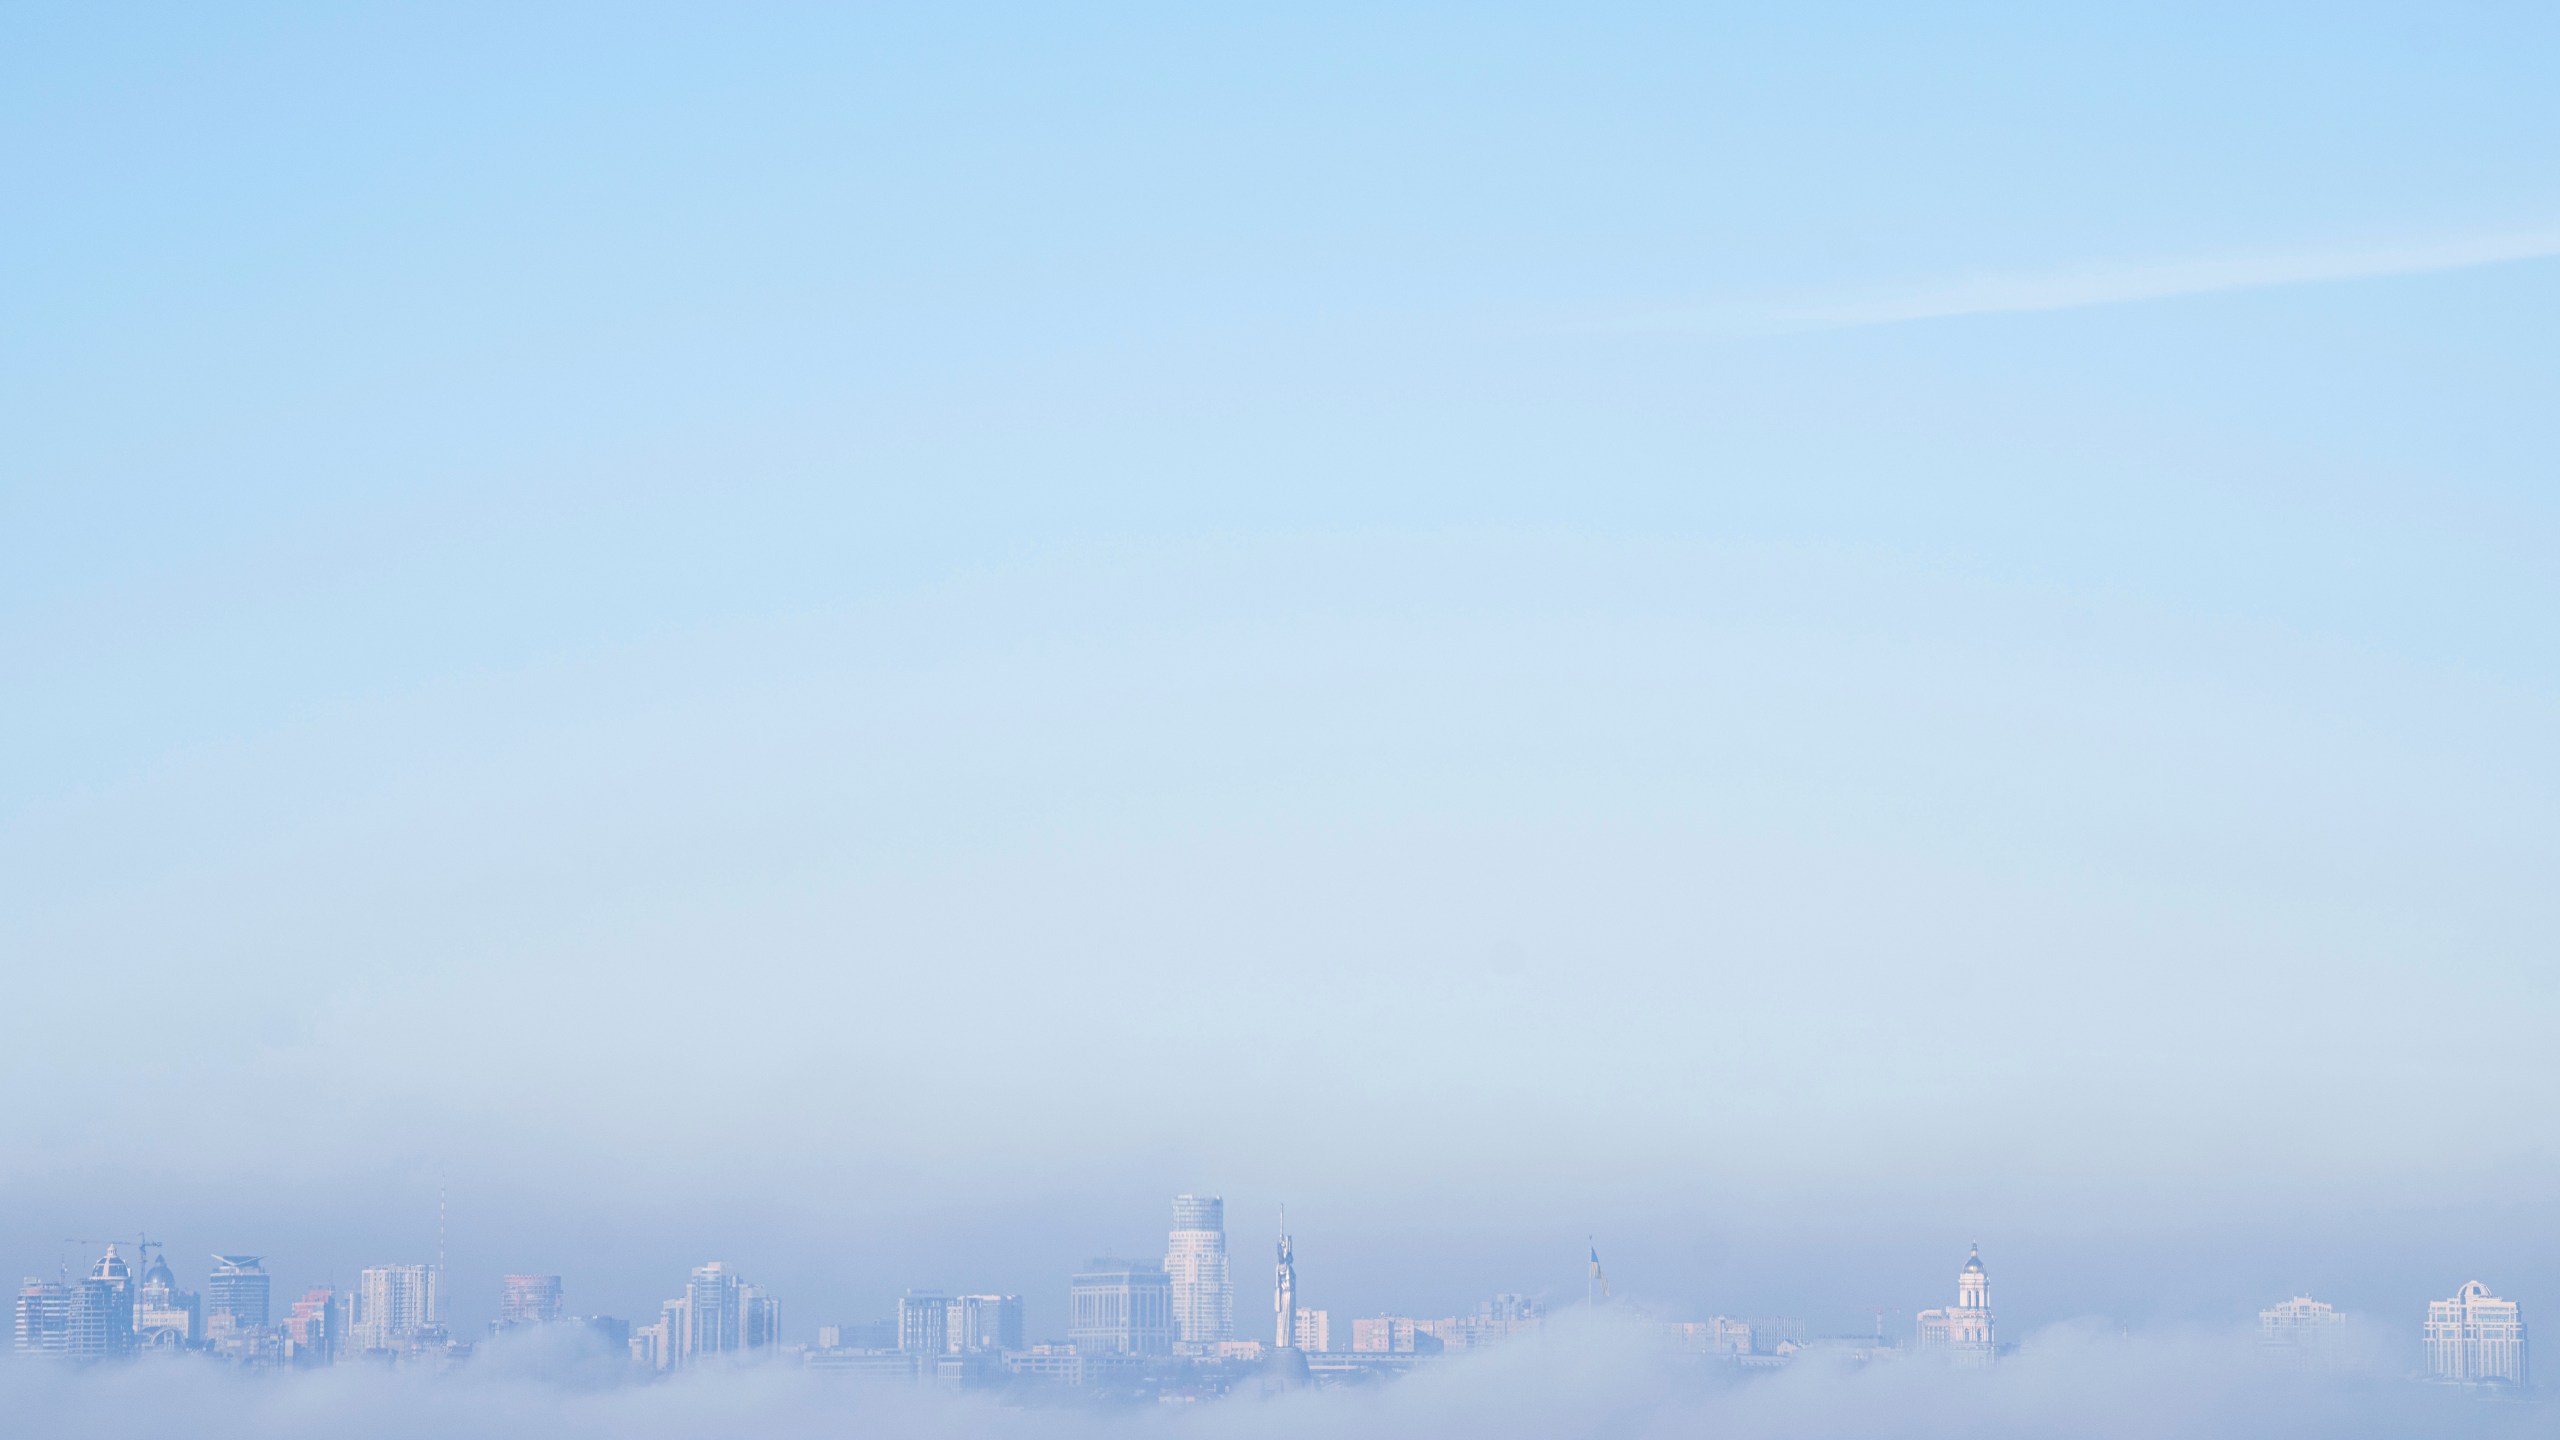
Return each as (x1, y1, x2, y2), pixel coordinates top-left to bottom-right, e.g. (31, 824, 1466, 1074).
(1773, 227, 2560, 331)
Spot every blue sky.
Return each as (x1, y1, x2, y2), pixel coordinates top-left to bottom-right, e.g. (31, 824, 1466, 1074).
(5, 4, 2558, 1342)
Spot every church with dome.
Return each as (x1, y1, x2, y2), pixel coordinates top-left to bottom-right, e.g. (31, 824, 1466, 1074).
(1915, 1245, 1996, 1364)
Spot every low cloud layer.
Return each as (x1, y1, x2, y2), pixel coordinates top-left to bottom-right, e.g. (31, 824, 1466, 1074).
(4, 1313, 2544, 1440)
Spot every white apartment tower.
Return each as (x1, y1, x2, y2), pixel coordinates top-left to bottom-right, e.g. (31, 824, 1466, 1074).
(1915, 1244, 1995, 1364)
(350, 1265, 436, 1355)
(1166, 1194, 1233, 1351)
(2427, 1281, 2528, 1386)
(2259, 1296, 2347, 1366)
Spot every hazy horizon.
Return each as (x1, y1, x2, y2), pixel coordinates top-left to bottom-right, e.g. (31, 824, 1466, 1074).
(6, 1, 2557, 1414)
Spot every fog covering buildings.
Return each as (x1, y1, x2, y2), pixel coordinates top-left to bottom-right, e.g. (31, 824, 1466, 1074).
(498, 1274, 564, 1328)
(2428, 1281, 2529, 1386)
(630, 1262, 782, 1372)
(2260, 1296, 2348, 1367)
(1067, 1261, 1174, 1358)
(1913, 1246, 1996, 1364)
(6, 1220, 2543, 1406)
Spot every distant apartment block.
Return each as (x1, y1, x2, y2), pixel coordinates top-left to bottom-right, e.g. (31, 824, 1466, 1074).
(684, 1263, 739, 1358)
(898, 1291, 951, 1356)
(2427, 1282, 2527, 1386)
(630, 1261, 776, 1369)
(2258, 1296, 2346, 1366)
(351, 1265, 439, 1355)
(739, 1284, 781, 1350)
(1666, 1317, 1753, 1355)
(1166, 1195, 1234, 1351)
(14, 1279, 70, 1356)
(1293, 1307, 1331, 1352)
(1352, 1315, 1438, 1353)
(284, 1287, 337, 1364)
(68, 1247, 136, 1359)
(948, 1294, 1023, 1354)
(499, 1274, 565, 1327)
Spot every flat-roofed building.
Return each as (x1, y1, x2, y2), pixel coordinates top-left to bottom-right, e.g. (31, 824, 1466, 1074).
(948, 1294, 1022, 1353)
(898, 1291, 950, 1356)
(1667, 1317, 1752, 1355)
(351, 1264, 438, 1355)
(285, 1287, 338, 1365)
(1069, 1261, 1174, 1357)
(498, 1275, 564, 1327)
(14, 1279, 70, 1356)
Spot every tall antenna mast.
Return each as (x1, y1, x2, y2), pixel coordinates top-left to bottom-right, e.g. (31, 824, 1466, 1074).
(436, 1178, 449, 1326)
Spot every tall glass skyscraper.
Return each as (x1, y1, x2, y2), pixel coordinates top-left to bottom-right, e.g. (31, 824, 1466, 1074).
(1165, 1194, 1232, 1350)
(684, 1262, 740, 1359)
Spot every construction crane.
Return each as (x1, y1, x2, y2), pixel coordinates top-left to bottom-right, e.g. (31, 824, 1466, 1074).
(58, 1234, 160, 1278)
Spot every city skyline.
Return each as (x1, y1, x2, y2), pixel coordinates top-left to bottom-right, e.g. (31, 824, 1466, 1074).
(10, 1201, 2537, 1393)
(7, 2, 2558, 1433)
(6, 1177, 2546, 1367)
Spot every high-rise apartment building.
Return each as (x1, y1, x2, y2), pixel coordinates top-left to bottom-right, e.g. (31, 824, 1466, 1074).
(948, 1294, 1024, 1354)
(351, 1265, 437, 1355)
(898, 1290, 951, 1356)
(631, 1304, 679, 1372)
(739, 1284, 781, 1350)
(67, 1247, 136, 1359)
(284, 1288, 337, 1365)
(206, 1255, 273, 1330)
(498, 1274, 565, 1327)
(1292, 1307, 1331, 1352)
(2427, 1281, 2528, 1385)
(1069, 1261, 1175, 1357)
(2258, 1296, 2346, 1366)
(683, 1263, 740, 1360)
(1165, 1194, 1233, 1352)
(665, 1255, 762, 1352)
(1915, 1245, 1995, 1365)
(14, 1279, 70, 1356)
